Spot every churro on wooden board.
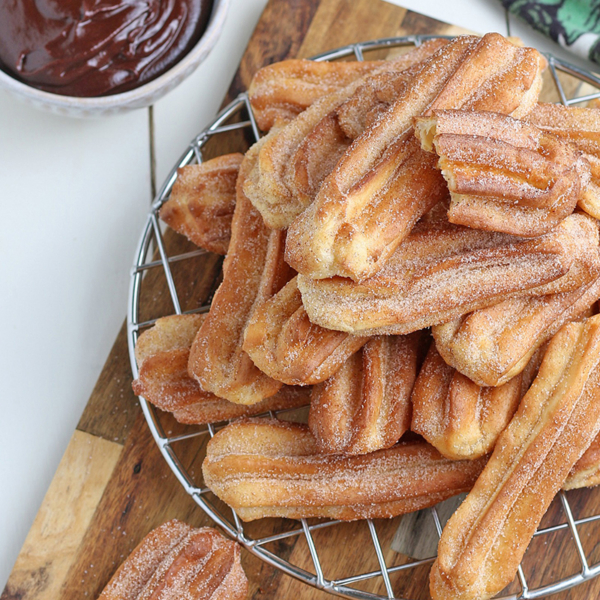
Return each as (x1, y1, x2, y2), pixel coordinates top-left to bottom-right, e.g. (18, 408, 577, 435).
(202, 418, 486, 522)
(98, 520, 248, 600)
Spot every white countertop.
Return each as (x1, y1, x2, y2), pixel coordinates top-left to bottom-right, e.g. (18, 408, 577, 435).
(1, 0, 597, 591)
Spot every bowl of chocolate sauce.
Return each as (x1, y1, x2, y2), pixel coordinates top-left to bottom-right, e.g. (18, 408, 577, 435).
(0, 0, 228, 117)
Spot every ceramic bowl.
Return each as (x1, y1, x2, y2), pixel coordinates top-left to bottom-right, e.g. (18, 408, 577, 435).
(0, 0, 229, 118)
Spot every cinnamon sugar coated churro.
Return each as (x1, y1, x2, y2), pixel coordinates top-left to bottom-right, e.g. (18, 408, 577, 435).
(131, 31, 600, 599)
(98, 520, 248, 600)
(430, 316, 600, 600)
(202, 418, 486, 521)
(309, 333, 423, 455)
(159, 154, 242, 255)
(132, 314, 309, 423)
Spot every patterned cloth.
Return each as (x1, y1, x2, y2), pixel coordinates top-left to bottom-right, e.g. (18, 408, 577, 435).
(501, 0, 600, 64)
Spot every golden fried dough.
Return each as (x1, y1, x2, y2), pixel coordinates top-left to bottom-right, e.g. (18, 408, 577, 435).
(430, 316, 600, 600)
(416, 109, 590, 236)
(132, 314, 309, 423)
(309, 333, 423, 455)
(242, 277, 367, 385)
(291, 40, 449, 206)
(202, 418, 487, 521)
(432, 214, 600, 386)
(159, 154, 242, 255)
(298, 218, 578, 336)
(525, 102, 600, 219)
(248, 59, 385, 131)
(98, 520, 247, 600)
(411, 344, 539, 460)
(188, 149, 294, 404)
(286, 34, 547, 282)
(564, 432, 600, 490)
(244, 42, 445, 229)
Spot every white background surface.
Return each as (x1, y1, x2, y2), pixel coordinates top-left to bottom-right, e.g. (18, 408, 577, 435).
(1, 0, 598, 592)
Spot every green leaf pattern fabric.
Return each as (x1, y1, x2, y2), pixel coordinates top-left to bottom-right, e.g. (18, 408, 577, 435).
(501, 0, 600, 64)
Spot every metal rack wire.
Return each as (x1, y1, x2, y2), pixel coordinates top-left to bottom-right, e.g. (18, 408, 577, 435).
(127, 36, 600, 600)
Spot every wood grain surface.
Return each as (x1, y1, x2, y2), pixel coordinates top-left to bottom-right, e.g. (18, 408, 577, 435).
(3, 1, 600, 599)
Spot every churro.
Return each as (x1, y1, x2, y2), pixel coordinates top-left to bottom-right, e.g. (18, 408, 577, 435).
(159, 154, 242, 255)
(286, 34, 547, 281)
(430, 316, 600, 600)
(298, 218, 577, 336)
(188, 149, 294, 404)
(98, 520, 247, 600)
(309, 333, 423, 455)
(202, 418, 487, 521)
(242, 277, 367, 385)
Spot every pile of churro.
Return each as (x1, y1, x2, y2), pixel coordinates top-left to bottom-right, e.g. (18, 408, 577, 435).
(133, 33, 600, 600)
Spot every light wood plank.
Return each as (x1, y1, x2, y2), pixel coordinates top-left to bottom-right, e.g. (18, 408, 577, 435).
(3, 431, 122, 600)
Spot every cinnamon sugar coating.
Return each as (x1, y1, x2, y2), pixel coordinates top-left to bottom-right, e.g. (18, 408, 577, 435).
(432, 214, 600, 387)
(242, 276, 367, 385)
(416, 109, 591, 236)
(411, 344, 540, 460)
(290, 40, 448, 212)
(243, 42, 445, 229)
(132, 314, 309, 423)
(298, 217, 579, 336)
(526, 102, 600, 219)
(98, 520, 247, 600)
(309, 332, 424, 455)
(430, 316, 600, 600)
(248, 59, 386, 131)
(202, 418, 486, 521)
(286, 33, 546, 282)
(188, 149, 295, 404)
(159, 154, 242, 255)
(564, 432, 600, 490)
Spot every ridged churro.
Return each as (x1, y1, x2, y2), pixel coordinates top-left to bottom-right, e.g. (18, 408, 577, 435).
(132, 314, 309, 423)
(98, 520, 247, 600)
(416, 109, 590, 236)
(242, 277, 367, 385)
(159, 154, 242, 255)
(202, 418, 487, 521)
(286, 34, 546, 282)
(432, 215, 600, 386)
(298, 218, 577, 336)
(430, 316, 600, 600)
(188, 149, 294, 404)
(526, 102, 600, 219)
(248, 59, 386, 131)
(309, 333, 423, 455)
(411, 344, 539, 460)
(244, 41, 446, 229)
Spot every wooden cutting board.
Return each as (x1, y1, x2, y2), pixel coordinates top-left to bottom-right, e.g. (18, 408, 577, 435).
(4, 1, 600, 599)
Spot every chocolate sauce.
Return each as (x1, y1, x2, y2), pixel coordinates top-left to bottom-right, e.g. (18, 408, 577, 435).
(0, 0, 214, 97)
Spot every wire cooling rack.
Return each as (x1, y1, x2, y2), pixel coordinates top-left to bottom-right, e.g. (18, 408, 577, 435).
(127, 36, 600, 600)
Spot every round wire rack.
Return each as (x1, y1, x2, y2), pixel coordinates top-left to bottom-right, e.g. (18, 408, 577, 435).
(128, 36, 600, 600)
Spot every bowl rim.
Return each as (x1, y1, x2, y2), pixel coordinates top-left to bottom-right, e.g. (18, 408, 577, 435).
(0, 0, 229, 108)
